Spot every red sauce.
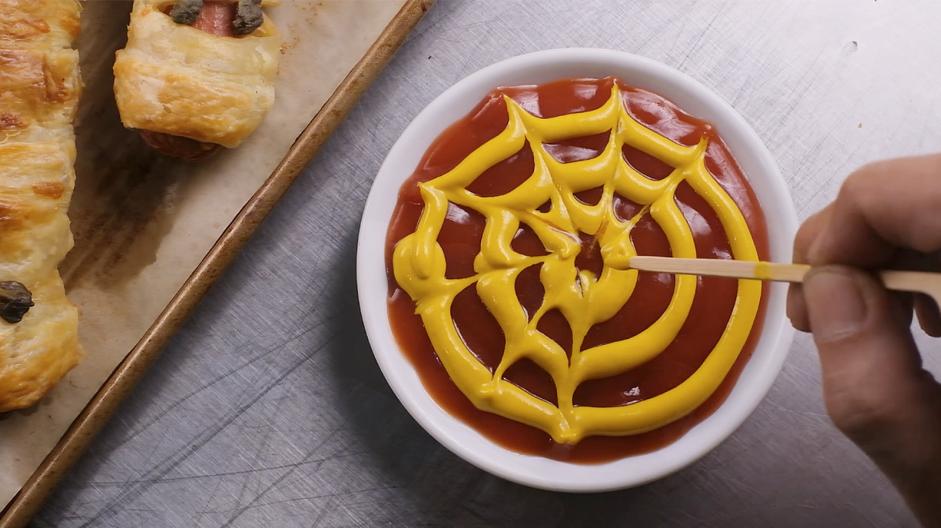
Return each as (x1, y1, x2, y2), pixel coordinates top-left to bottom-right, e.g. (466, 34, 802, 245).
(385, 77, 770, 464)
(146, 1, 239, 161)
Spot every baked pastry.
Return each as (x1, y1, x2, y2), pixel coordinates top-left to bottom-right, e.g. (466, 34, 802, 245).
(113, 0, 281, 161)
(0, 0, 83, 412)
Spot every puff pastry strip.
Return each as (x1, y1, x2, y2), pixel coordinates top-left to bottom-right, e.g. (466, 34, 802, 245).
(0, 0, 83, 412)
(114, 0, 281, 152)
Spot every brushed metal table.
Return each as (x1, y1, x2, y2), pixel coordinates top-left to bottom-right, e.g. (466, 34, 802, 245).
(34, 1, 939, 526)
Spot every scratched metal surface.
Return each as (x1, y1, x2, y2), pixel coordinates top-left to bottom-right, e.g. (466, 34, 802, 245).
(31, 0, 941, 526)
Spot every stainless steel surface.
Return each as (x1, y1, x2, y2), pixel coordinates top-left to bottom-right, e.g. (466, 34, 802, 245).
(33, 0, 940, 526)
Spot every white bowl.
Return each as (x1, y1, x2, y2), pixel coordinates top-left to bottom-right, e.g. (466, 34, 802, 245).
(357, 48, 797, 492)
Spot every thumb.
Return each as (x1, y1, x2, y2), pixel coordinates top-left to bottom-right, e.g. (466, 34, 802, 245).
(804, 266, 941, 526)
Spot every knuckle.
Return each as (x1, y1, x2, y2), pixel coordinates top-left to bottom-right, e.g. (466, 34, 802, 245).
(794, 208, 831, 260)
(839, 165, 878, 206)
(842, 156, 941, 254)
(824, 385, 894, 443)
(793, 220, 818, 258)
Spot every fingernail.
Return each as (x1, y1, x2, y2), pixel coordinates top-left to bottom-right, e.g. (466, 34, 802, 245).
(804, 268, 868, 341)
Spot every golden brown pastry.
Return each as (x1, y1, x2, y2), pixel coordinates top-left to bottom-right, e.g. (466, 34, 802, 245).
(113, 0, 281, 159)
(0, 0, 83, 412)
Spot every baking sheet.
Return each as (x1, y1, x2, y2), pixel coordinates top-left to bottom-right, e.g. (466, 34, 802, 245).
(0, 0, 417, 516)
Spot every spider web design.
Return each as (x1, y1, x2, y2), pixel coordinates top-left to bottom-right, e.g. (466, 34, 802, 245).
(393, 84, 761, 444)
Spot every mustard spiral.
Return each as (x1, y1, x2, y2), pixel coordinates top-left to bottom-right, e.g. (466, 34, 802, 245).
(393, 84, 760, 444)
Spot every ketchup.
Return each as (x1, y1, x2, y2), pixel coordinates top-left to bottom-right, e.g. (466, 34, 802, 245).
(385, 77, 770, 464)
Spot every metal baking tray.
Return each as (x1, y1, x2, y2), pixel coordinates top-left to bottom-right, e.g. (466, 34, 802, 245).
(0, 1, 435, 525)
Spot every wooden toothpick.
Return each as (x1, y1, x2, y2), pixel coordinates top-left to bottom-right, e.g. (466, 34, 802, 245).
(628, 256, 941, 304)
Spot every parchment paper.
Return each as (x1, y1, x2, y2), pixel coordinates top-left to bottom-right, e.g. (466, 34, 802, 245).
(0, 0, 408, 509)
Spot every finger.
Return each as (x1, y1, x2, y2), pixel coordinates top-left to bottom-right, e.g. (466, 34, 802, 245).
(890, 250, 941, 336)
(892, 291, 915, 328)
(915, 294, 941, 337)
(807, 154, 941, 267)
(788, 208, 832, 332)
(794, 206, 833, 263)
(786, 284, 810, 332)
(803, 266, 941, 524)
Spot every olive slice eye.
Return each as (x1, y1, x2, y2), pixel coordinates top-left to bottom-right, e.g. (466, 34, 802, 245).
(0, 281, 34, 324)
(169, 0, 203, 25)
(233, 0, 264, 35)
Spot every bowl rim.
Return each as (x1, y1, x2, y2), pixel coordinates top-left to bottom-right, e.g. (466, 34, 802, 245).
(357, 48, 798, 492)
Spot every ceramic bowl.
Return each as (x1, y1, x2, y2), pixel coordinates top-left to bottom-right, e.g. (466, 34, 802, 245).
(357, 48, 797, 492)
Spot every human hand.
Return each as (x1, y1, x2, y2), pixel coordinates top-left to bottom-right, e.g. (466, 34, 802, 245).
(787, 154, 941, 527)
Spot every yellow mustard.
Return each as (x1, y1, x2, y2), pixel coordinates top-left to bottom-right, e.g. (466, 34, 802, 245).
(393, 84, 761, 444)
